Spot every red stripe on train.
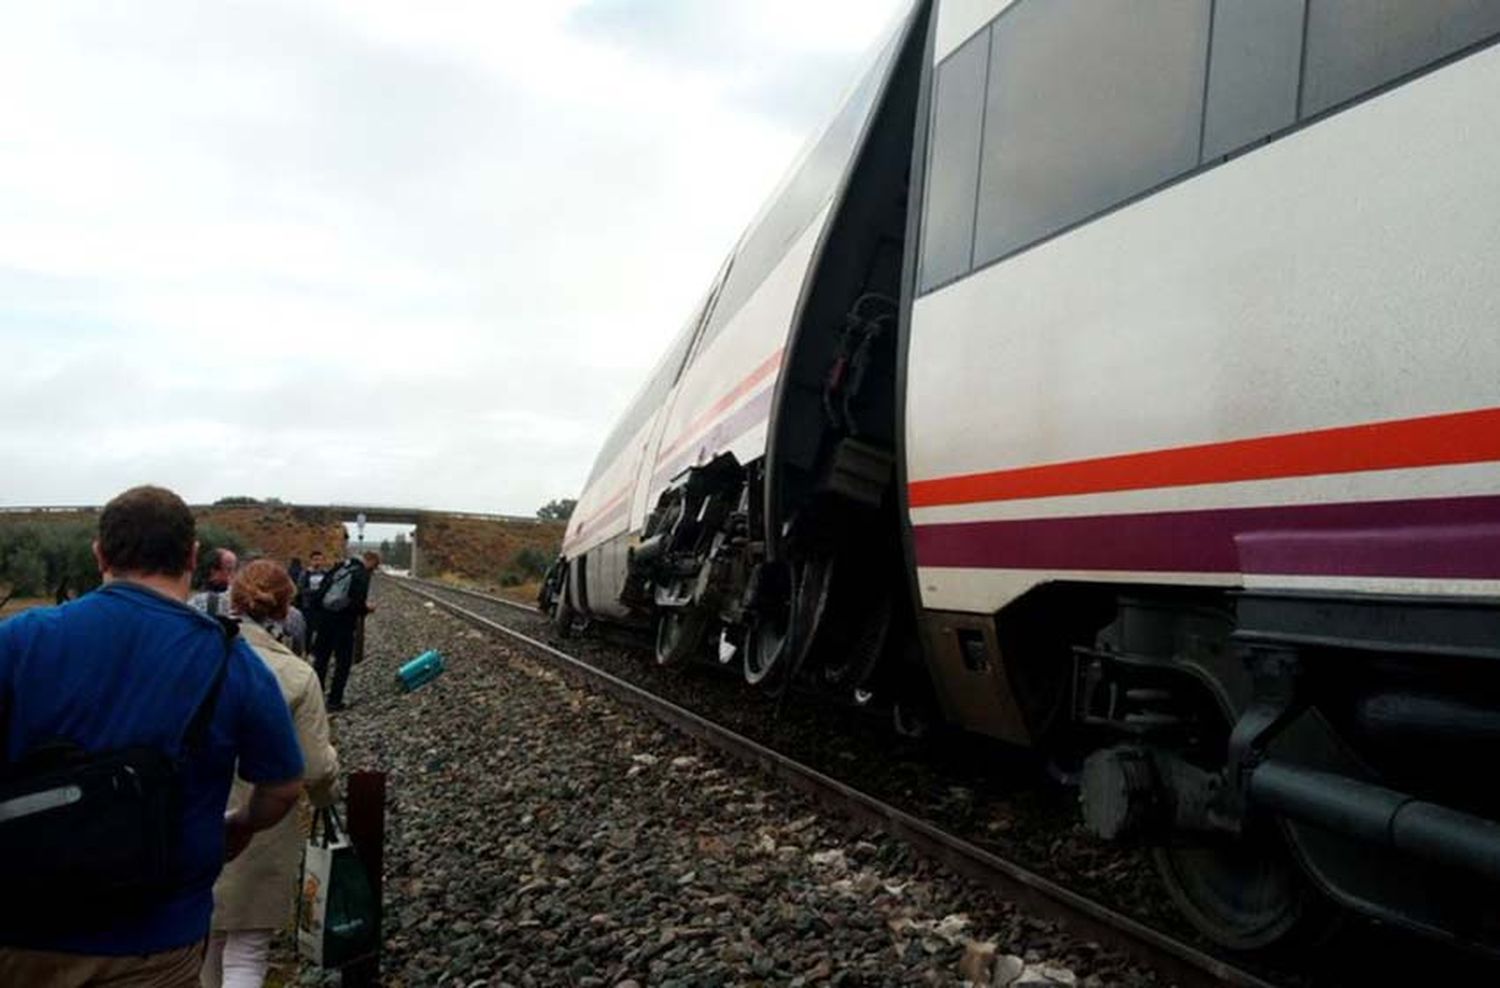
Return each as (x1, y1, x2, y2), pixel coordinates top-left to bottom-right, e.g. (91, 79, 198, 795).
(907, 406, 1500, 509)
(654, 347, 784, 467)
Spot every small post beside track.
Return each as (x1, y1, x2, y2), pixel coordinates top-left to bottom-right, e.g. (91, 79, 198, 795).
(342, 770, 387, 988)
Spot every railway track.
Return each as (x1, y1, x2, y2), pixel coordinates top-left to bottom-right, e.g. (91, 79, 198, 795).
(389, 576, 1279, 988)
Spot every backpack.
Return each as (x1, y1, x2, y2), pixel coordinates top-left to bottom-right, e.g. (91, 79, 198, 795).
(319, 561, 359, 614)
(0, 617, 238, 934)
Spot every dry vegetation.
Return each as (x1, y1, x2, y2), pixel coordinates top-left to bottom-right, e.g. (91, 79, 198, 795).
(0, 506, 562, 592)
(195, 505, 349, 562)
(415, 515, 563, 586)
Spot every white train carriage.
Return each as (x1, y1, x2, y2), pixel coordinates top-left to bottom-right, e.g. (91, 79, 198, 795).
(553, 2, 926, 672)
(547, 0, 1500, 955)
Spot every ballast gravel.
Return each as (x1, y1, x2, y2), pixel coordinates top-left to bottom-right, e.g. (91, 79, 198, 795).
(299, 580, 1166, 987)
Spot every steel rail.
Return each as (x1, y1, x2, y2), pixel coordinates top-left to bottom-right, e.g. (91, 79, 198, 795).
(405, 578, 539, 616)
(390, 577, 1279, 988)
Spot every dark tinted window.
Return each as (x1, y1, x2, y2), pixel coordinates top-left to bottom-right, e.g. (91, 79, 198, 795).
(918, 29, 989, 293)
(1303, 0, 1500, 116)
(973, 0, 1211, 265)
(697, 29, 903, 351)
(1202, 0, 1305, 160)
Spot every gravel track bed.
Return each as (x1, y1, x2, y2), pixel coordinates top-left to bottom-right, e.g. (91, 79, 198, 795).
(409, 584, 1176, 931)
(307, 580, 1170, 987)
(404, 580, 1492, 987)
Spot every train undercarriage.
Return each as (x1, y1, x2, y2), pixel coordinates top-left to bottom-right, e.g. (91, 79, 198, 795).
(545, 513, 1500, 955)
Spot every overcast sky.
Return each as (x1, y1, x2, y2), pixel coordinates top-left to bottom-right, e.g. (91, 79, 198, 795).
(1, 0, 908, 515)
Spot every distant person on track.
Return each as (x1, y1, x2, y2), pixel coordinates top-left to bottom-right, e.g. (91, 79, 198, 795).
(310, 551, 379, 712)
(202, 560, 338, 988)
(297, 549, 331, 655)
(0, 485, 304, 988)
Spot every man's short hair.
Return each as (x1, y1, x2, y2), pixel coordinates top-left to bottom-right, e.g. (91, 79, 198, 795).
(98, 485, 196, 577)
(362, 551, 381, 569)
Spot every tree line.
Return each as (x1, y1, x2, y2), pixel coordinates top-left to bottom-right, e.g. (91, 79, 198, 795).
(0, 521, 245, 601)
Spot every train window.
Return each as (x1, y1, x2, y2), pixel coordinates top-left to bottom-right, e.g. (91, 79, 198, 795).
(972, 0, 1211, 266)
(1302, 0, 1500, 118)
(917, 29, 989, 294)
(1201, 0, 1305, 161)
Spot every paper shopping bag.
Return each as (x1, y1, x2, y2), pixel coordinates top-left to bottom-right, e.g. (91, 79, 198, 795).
(297, 808, 379, 968)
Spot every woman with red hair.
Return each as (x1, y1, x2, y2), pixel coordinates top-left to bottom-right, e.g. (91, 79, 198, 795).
(202, 560, 339, 988)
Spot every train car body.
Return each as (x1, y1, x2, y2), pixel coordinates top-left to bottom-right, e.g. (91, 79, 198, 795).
(546, 0, 1500, 956)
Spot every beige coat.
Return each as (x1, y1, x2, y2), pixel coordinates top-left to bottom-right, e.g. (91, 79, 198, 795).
(212, 620, 339, 931)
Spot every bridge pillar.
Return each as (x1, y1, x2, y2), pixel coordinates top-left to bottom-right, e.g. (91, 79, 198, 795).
(410, 532, 421, 578)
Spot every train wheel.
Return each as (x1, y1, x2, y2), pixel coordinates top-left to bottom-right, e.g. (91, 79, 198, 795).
(655, 607, 709, 666)
(744, 555, 832, 687)
(744, 560, 793, 686)
(1152, 829, 1327, 951)
(744, 587, 792, 686)
(817, 557, 890, 692)
(551, 588, 575, 639)
(891, 696, 933, 739)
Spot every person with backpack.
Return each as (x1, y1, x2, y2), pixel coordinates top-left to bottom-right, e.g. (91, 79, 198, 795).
(310, 551, 379, 712)
(188, 546, 239, 619)
(0, 485, 305, 987)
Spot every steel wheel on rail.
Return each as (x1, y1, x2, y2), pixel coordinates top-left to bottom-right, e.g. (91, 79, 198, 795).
(655, 606, 710, 666)
(551, 587, 576, 639)
(744, 561, 794, 686)
(813, 553, 892, 694)
(1148, 688, 1333, 951)
(745, 554, 832, 687)
(1152, 827, 1330, 951)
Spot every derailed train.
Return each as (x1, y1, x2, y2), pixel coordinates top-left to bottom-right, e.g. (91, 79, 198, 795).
(541, 0, 1500, 954)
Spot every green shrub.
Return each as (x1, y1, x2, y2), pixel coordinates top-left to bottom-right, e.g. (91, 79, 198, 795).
(510, 547, 550, 580)
(0, 521, 101, 598)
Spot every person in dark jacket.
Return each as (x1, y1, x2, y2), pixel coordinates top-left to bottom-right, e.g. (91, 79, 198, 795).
(309, 551, 378, 711)
(297, 550, 330, 656)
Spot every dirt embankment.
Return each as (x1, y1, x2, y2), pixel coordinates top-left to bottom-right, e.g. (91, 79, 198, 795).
(415, 515, 563, 584)
(0, 505, 346, 569)
(0, 505, 563, 588)
(196, 505, 347, 562)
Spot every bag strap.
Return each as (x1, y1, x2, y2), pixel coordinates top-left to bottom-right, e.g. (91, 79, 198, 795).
(0, 676, 11, 769)
(179, 615, 239, 757)
(312, 806, 347, 847)
(0, 611, 238, 769)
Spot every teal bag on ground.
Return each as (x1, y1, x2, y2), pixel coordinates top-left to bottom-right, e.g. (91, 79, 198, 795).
(396, 649, 445, 692)
(297, 808, 379, 968)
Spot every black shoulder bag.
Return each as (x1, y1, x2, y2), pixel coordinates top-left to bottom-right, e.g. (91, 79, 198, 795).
(0, 616, 239, 935)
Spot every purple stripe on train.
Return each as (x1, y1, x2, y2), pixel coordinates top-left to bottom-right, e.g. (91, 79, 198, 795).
(913, 495, 1500, 580)
(650, 385, 776, 492)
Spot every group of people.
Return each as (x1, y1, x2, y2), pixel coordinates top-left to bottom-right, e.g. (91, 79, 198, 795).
(190, 544, 378, 714)
(0, 485, 377, 987)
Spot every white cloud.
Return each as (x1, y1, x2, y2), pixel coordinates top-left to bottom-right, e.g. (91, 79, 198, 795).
(0, 0, 910, 513)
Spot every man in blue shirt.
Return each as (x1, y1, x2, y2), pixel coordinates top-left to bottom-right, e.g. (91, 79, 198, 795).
(0, 486, 306, 986)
